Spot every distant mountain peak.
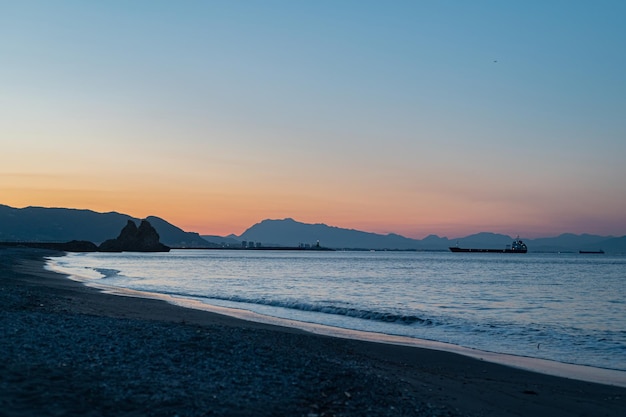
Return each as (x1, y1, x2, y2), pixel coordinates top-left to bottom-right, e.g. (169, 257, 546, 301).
(240, 218, 423, 249)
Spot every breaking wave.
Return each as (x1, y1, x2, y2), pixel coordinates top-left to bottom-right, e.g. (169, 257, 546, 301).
(164, 291, 434, 326)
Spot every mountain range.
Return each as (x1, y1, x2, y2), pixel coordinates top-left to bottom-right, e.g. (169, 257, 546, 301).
(224, 218, 626, 253)
(0, 205, 213, 248)
(2, 205, 625, 253)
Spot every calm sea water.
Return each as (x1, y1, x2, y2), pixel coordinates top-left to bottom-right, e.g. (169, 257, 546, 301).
(47, 250, 626, 372)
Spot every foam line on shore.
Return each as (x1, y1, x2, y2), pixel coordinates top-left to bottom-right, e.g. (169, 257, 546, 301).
(45, 257, 626, 388)
(167, 295, 626, 388)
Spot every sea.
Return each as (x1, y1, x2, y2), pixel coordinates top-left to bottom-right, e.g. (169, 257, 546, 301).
(46, 250, 626, 384)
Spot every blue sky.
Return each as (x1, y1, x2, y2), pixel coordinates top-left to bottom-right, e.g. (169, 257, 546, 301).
(2, 1, 625, 238)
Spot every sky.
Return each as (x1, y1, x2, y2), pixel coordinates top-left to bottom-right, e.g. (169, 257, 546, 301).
(1, 1, 625, 239)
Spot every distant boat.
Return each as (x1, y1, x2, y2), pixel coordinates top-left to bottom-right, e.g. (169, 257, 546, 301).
(449, 237, 528, 253)
(579, 249, 604, 254)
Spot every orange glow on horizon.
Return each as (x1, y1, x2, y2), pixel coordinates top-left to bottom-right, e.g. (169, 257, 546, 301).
(3, 185, 624, 240)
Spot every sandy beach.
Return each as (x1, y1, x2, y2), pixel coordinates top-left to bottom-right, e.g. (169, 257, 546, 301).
(1, 247, 625, 416)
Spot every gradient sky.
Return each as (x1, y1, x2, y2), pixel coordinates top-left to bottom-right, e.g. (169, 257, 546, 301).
(2, 1, 625, 238)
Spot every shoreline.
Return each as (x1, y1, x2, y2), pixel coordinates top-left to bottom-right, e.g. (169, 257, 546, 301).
(3, 247, 626, 416)
(60, 268, 626, 388)
(47, 252, 626, 387)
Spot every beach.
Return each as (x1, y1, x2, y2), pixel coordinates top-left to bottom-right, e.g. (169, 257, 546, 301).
(1, 248, 625, 417)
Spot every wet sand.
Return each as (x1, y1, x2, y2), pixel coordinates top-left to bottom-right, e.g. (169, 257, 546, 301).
(2, 247, 625, 416)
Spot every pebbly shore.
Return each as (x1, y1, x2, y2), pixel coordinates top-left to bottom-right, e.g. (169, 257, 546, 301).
(1, 247, 625, 417)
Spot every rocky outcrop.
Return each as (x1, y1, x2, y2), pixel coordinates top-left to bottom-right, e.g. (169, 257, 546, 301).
(99, 220, 170, 252)
(58, 240, 99, 252)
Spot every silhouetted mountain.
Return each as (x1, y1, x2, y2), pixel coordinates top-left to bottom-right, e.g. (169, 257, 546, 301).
(529, 233, 611, 252)
(239, 218, 424, 250)
(463, 232, 512, 245)
(238, 221, 529, 251)
(449, 233, 518, 249)
(232, 218, 626, 253)
(580, 236, 626, 254)
(420, 234, 449, 248)
(144, 216, 218, 248)
(0, 205, 213, 248)
(3, 205, 625, 253)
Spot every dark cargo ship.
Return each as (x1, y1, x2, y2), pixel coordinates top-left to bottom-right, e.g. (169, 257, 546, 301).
(449, 237, 528, 253)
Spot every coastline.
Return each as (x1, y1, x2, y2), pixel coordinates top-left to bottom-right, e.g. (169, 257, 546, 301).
(60, 271, 626, 388)
(2, 247, 625, 416)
